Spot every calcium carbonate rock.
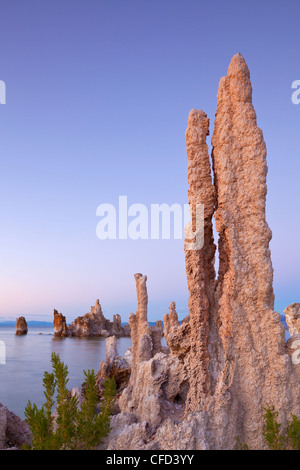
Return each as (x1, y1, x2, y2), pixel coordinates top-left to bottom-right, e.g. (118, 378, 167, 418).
(118, 274, 188, 429)
(128, 274, 152, 382)
(53, 299, 130, 338)
(15, 316, 28, 336)
(101, 53, 300, 451)
(177, 52, 300, 449)
(106, 335, 118, 364)
(97, 336, 131, 401)
(164, 315, 190, 359)
(184, 107, 217, 407)
(98, 413, 149, 451)
(284, 303, 300, 336)
(53, 309, 68, 337)
(163, 302, 180, 338)
(163, 303, 191, 359)
(150, 325, 163, 356)
(68, 299, 110, 336)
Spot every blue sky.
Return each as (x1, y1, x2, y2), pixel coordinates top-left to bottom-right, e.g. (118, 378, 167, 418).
(0, 0, 299, 322)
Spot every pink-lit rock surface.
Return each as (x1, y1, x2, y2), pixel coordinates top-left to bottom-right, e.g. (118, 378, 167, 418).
(53, 299, 130, 338)
(15, 316, 28, 336)
(101, 54, 300, 450)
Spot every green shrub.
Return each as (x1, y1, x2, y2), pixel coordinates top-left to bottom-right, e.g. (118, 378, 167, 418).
(262, 404, 285, 450)
(285, 413, 300, 450)
(237, 404, 300, 450)
(24, 352, 116, 450)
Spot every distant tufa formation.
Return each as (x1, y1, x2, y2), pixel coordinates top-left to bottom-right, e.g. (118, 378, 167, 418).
(97, 336, 132, 407)
(101, 53, 300, 450)
(15, 317, 28, 336)
(53, 300, 130, 338)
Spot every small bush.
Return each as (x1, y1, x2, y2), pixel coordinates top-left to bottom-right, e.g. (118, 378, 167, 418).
(24, 352, 116, 450)
(263, 404, 300, 450)
(262, 404, 285, 450)
(285, 413, 300, 450)
(235, 437, 249, 450)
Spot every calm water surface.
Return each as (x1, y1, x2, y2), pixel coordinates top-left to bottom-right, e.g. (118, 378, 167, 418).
(0, 325, 289, 420)
(0, 326, 131, 419)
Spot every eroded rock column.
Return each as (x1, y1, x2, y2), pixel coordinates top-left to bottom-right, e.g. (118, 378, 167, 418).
(128, 273, 152, 384)
(98, 54, 300, 451)
(181, 54, 300, 449)
(204, 53, 299, 448)
(163, 302, 180, 338)
(184, 109, 216, 407)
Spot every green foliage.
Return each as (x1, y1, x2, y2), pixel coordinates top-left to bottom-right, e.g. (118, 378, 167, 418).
(24, 352, 116, 450)
(237, 404, 300, 451)
(284, 414, 300, 450)
(263, 404, 300, 450)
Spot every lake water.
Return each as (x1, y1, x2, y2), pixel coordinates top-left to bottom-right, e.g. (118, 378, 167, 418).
(0, 324, 290, 421)
(0, 326, 131, 420)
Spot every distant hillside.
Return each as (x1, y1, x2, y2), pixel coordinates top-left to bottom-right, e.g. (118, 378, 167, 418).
(0, 318, 288, 329)
(0, 321, 53, 327)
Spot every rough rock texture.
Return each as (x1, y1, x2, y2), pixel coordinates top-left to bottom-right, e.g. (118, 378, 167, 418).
(97, 336, 131, 401)
(53, 310, 68, 337)
(118, 274, 187, 429)
(155, 319, 163, 334)
(53, 300, 130, 338)
(0, 403, 31, 449)
(98, 413, 149, 450)
(102, 53, 300, 450)
(112, 314, 131, 337)
(164, 315, 190, 359)
(284, 303, 300, 336)
(106, 336, 118, 364)
(127, 274, 152, 384)
(163, 302, 191, 359)
(184, 108, 216, 408)
(68, 299, 110, 336)
(119, 351, 187, 429)
(163, 302, 180, 338)
(150, 325, 163, 356)
(178, 52, 300, 448)
(15, 316, 28, 336)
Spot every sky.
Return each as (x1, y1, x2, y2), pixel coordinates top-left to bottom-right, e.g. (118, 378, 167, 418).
(0, 0, 299, 322)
